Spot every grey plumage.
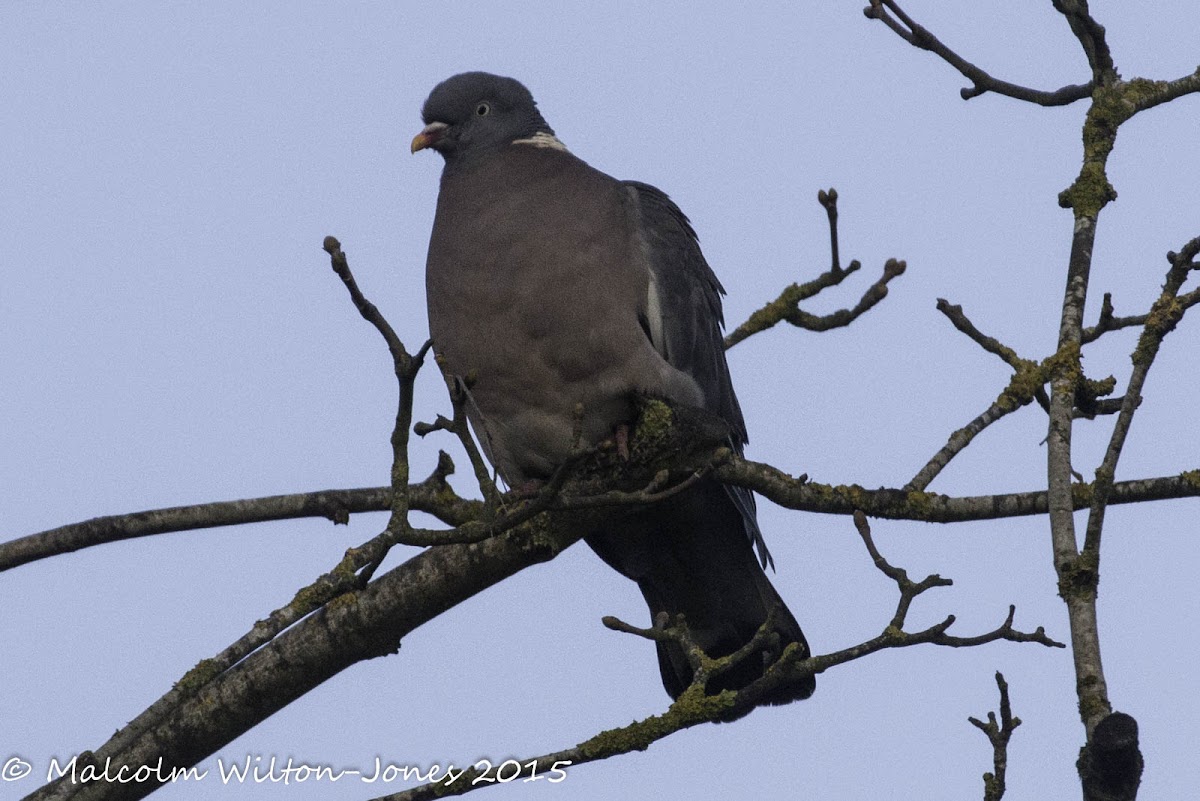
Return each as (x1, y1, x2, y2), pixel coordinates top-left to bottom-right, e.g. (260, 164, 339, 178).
(414, 72, 813, 709)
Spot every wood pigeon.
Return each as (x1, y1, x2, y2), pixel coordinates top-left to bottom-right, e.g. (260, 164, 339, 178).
(412, 72, 813, 708)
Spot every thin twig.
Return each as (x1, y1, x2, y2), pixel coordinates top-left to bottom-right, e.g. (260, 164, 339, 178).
(935, 299, 1029, 369)
(854, 510, 951, 629)
(910, 301, 1061, 490)
(935, 298, 1053, 413)
(818, 187, 842, 271)
(864, 0, 1093, 105)
(1081, 292, 1148, 344)
(322, 237, 426, 511)
(969, 672, 1022, 801)
(905, 397, 1031, 493)
(726, 258, 904, 347)
(725, 189, 905, 348)
(323, 236, 430, 582)
(417, 367, 503, 509)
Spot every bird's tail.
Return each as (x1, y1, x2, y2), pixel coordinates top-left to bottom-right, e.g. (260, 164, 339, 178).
(585, 478, 814, 713)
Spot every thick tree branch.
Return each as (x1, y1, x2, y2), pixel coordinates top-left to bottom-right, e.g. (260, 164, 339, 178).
(10, 462, 1200, 573)
(25, 509, 590, 801)
(1127, 69, 1200, 113)
(1042, 24, 1138, 738)
(715, 458, 1200, 523)
(23, 401, 731, 801)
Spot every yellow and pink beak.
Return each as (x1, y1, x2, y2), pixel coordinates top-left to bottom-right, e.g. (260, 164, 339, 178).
(410, 121, 448, 153)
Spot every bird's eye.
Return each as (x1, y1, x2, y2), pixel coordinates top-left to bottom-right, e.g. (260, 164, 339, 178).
(475, 102, 491, 116)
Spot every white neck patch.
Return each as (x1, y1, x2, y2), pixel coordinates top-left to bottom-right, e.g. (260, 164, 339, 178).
(512, 132, 568, 151)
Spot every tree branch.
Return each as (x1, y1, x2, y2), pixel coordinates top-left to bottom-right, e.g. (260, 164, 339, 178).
(725, 189, 905, 349)
(415, 369, 503, 510)
(384, 512, 1059, 801)
(906, 298, 1129, 491)
(1081, 292, 1147, 344)
(1051, 0, 1116, 84)
(10, 462, 1200, 573)
(969, 672, 1021, 801)
(1081, 236, 1200, 560)
(1127, 68, 1200, 114)
(864, 0, 1093, 104)
(0, 461, 478, 573)
(715, 458, 1200, 523)
(25, 506, 591, 801)
(23, 400, 732, 801)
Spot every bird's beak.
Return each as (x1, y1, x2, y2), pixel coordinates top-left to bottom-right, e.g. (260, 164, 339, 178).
(411, 122, 448, 153)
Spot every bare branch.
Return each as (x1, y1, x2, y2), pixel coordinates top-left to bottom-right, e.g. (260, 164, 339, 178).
(416, 367, 503, 509)
(11, 460, 1198, 574)
(387, 512, 1058, 801)
(726, 258, 904, 348)
(905, 395, 1032, 493)
(1127, 69, 1200, 114)
(819, 187, 843, 271)
(1081, 292, 1148, 344)
(854, 510, 951, 629)
(936, 299, 1029, 369)
(323, 236, 429, 577)
(725, 189, 905, 348)
(323, 236, 412, 370)
(0, 457, 477, 573)
(909, 298, 1123, 490)
(1051, 0, 1116, 83)
(935, 298, 1055, 412)
(1081, 236, 1200, 558)
(374, 684, 733, 801)
(23, 396, 741, 801)
(14, 462, 1196, 579)
(969, 672, 1022, 801)
(864, 0, 1093, 105)
(715, 457, 1200, 523)
(26, 506, 592, 801)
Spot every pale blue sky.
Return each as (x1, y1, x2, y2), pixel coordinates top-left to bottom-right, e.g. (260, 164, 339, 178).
(3, 2, 1198, 799)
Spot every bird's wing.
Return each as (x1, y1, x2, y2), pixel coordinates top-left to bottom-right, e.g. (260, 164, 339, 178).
(622, 180, 772, 569)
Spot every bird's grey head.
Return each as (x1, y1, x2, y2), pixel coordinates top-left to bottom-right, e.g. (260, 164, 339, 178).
(411, 72, 556, 163)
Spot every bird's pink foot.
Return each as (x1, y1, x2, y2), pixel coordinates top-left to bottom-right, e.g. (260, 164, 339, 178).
(615, 423, 630, 460)
(513, 479, 545, 498)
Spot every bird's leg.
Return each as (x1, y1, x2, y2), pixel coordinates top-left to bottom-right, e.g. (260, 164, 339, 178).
(512, 478, 545, 498)
(614, 422, 631, 460)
